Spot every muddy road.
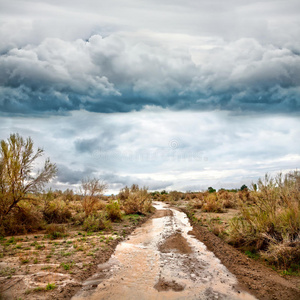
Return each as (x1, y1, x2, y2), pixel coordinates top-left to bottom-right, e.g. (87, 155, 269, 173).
(72, 202, 256, 300)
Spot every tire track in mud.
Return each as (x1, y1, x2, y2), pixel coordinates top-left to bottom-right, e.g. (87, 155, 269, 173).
(72, 202, 256, 300)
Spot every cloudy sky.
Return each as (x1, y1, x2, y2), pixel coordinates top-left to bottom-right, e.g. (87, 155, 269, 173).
(0, 0, 299, 193)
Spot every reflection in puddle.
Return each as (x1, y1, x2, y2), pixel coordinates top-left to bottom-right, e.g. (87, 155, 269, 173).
(73, 202, 256, 300)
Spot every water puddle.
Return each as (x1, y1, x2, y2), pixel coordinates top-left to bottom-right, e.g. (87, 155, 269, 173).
(72, 202, 256, 300)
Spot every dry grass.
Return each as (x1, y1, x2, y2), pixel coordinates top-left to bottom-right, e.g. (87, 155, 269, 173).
(260, 236, 300, 269)
(202, 193, 224, 213)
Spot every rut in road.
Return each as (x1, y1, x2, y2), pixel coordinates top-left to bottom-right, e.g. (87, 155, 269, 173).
(72, 202, 256, 300)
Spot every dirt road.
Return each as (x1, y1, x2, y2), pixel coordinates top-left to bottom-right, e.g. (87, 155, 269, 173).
(72, 202, 256, 300)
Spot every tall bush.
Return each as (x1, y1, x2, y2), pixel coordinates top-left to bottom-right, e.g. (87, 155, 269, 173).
(0, 133, 57, 235)
(119, 184, 152, 215)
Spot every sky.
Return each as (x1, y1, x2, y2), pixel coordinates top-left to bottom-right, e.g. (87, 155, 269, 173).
(0, 0, 299, 193)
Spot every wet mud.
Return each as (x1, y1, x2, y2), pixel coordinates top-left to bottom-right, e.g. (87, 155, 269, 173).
(72, 202, 256, 300)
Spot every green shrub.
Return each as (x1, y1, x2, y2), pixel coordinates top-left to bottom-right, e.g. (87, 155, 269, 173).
(245, 250, 260, 260)
(106, 201, 122, 221)
(61, 262, 72, 270)
(208, 187, 216, 193)
(45, 283, 56, 290)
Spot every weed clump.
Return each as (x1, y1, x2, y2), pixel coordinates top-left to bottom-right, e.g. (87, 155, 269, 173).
(168, 191, 183, 202)
(260, 238, 300, 269)
(45, 283, 56, 290)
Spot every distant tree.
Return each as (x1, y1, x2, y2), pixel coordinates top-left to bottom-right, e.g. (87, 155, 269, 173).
(160, 190, 168, 195)
(0, 133, 57, 222)
(81, 177, 107, 216)
(240, 184, 248, 191)
(208, 187, 216, 193)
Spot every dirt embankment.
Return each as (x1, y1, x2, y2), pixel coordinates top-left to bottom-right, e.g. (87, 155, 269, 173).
(187, 219, 300, 300)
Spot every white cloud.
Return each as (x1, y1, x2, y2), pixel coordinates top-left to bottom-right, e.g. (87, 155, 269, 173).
(1, 33, 300, 115)
(0, 109, 299, 193)
(1, 0, 299, 52)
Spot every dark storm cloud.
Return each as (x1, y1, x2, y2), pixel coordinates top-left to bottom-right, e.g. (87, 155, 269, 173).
(1, 1, 300, 115)
(56, 164, 173, 190)
(75, 138, 100, 153)
(0, 35, 299, 115)
(56, 164, 97, 184)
